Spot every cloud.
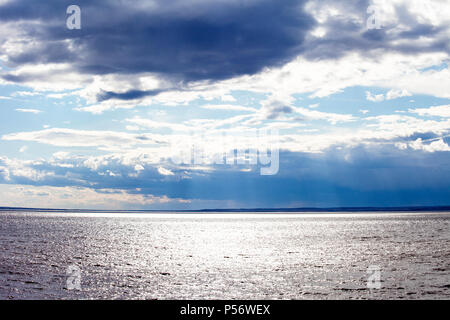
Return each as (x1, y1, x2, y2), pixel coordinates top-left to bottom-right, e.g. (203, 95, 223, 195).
(1, 63, 91, 91)
(15, 108, 42, 114)
(366, 89, 412, 102)
(1, 143, 450, 208)
(408, 138, 450, 152)
(2, 34, 449, 115)
(409, 105, 450, 118)
(12, 91, 41, 97)
(0, 156, 55, 182)
(259, 94, 356, 124)
(158, 167, 174, 176)
(386, 89, 412, 100)
(302, 0, 450, 60)
(2, 128, 167, 148)
(97, 88, 167, 102)
(0, 0, 314, 86)
(200, 104, 257, 112)
(1, 0, 449, 108)
(125, 117, 191, 132)
(4, 107, 450, 159)
(0, 184, 189, 210)
(293, 107, 357, 124)
(366, 91, 385, 102)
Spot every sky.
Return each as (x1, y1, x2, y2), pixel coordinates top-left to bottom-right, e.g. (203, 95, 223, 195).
(0, 0, 449, 210)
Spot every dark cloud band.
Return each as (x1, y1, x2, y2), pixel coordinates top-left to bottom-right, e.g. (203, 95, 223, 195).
(0, 0, 314, 84)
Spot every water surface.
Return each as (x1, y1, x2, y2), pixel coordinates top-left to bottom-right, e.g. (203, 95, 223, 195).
(0, 211, 449, 299)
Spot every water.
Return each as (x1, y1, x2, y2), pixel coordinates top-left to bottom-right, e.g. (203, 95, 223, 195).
(0, 211, 449, 300)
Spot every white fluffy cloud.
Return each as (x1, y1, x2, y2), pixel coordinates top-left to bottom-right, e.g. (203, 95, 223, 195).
(366, 89, 412, 102)
(157, 167, 175, 176)
(386, 89, 412, 100)
(406, 138, 450, 152)
(366, 91, 385, 102)
(409, 105, 450, 118)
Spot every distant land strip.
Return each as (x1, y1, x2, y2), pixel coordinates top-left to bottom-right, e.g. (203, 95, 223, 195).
(1, 206, 450, 213)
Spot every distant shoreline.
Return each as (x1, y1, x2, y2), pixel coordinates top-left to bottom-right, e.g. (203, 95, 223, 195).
(1, 206, 450, 213)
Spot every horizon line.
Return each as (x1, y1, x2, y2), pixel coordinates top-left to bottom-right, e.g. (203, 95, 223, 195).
(1, 205, 450, 213)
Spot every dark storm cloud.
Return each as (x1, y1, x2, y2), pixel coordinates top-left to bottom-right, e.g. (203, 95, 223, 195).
(1, 144, 450, 208)
(0, 0, 314, 84)
(1, 1, 449, 101)
(96, 89, 167, 102)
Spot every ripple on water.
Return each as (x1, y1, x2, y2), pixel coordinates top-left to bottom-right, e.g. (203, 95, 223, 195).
(0, 211, 449, 299)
